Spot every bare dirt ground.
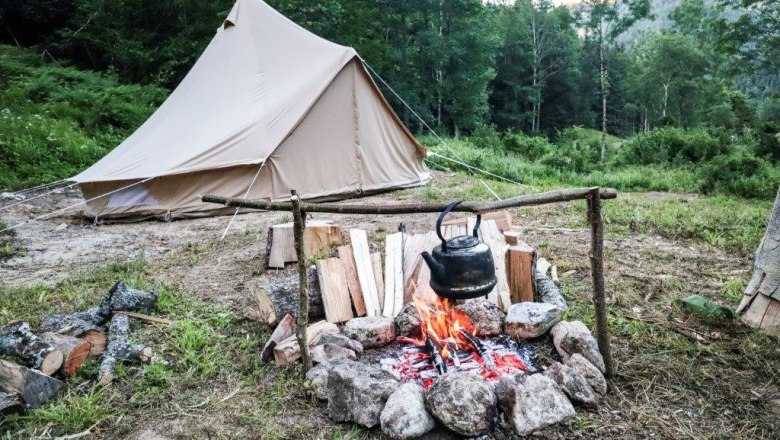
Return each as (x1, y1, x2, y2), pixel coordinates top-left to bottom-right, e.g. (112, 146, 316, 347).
(1, 172, 777, 439)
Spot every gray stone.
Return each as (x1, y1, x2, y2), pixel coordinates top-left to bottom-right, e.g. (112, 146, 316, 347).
(343, 316, 396, 348)
(320, 333, 363, 354)
(566, 353, 607, 396)
(395, 302, 422, 338)
(0, 192, 24, 202)
(305, 362, 333, 400)
(381, 383, 436, 440)
(496, 373, 575, 436)
(454, 299, 504, 336)
(425, 372, 496, 437)
(326, 360, 399, 428)
(544, 362, 598, 408)
(550, 321, 605, 373)
(504, 302, 562, 339)
(535, 272, 569, 311)
(311, 343, 357, 364)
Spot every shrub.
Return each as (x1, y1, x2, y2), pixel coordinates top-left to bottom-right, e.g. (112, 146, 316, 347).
(620, 127, 726, 165)
(699, 150, 780, 199)
(502, 132, 552, 158)
(469, 124, 503, 151)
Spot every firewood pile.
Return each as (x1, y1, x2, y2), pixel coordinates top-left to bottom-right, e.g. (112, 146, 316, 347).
(258, 210, 567, 366)
(0, 281, 161, 418)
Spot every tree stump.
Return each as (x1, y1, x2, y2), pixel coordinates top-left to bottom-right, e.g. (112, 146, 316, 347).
(253, 267, 325, 326)
(738, 186, 780, 336)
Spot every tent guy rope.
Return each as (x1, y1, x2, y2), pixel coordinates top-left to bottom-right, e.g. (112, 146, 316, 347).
(220, 161, 267, 240)
(0, 182, 79, 212)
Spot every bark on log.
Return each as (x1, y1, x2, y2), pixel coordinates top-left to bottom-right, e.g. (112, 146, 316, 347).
(39, 333, 91, 377)
(98, 315, 152, 385)
(253, 267, 324, 327)
(0, 322, 63, 376)
(738, 186, 780, 336)
(260, 314, 295, 362)
(291, 192, 312, 371)
(0, 359, 63, 408)
(534, 272, 568, 311)
(0, 391, 23, 418)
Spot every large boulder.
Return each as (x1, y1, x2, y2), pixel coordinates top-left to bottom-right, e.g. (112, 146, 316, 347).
(305, 362, 333, 400)
(319, 333, 364, 354)
(504, 302, 562, 339)
(343, 316, 396, 349)
(496, 373, 575, 436)
(425, 372, 496, 437)
(394, 302, 422, 338)
(565, 353, 607, 396)
(311, 343, 357, 364)
(380, 383, 436, 440)
(454, 299, 504, 336)
(543, 362, 598, 408)
(550, 321, 605, 372)
(326, 360, 399, 428)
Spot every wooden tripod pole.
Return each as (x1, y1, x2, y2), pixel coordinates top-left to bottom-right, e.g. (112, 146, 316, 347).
(588, 188, 614, 378)
(290, 190, 312, 371)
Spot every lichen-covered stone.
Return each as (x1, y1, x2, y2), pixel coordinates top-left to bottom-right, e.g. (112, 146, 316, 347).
(310, 343, 357, 364)
(343, 316, 396, 348)
(565, 353, 607, 396)
(550, 321, 605, 372)
(504, 302, 562, 339)
(425, 372, 496, 437)
(326, 360, 399, 428)
(380, 383, 436, 439)
(394, 302, 422, 338)
(454, 299, 504, 336)
(544, 362, 598, 408)
(496, 373, 575, 436)
(305, 362, 332, 400)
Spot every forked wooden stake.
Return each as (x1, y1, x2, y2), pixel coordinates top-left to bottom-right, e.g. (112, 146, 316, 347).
(290, 190, 312, 371)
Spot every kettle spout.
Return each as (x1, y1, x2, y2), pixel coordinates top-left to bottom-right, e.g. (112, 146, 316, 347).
(421, 251, 445, 281)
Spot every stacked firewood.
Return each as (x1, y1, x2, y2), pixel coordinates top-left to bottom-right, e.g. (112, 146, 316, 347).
(0, 281, 160, 417)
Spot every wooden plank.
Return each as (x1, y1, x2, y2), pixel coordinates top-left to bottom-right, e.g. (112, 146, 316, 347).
(273, 321, 339, 365)
(371, 252, 385, 314)
(402, 232, 439, 302)
(442, 211, 513, 233)
(383, 233, 404, 318)
(268, 223, 296, 268)
(506, 242, 536, 304)
(337, 245, 367, 316)
(268, 221, 342, 268)
(315, 257, 354, 323)
(350, 229, 381, 316)
(759, 298, 780, 337)
(479, 220, 511, 311)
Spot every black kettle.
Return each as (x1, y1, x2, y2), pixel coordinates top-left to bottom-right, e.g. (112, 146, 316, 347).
(421, 201, 497, 300)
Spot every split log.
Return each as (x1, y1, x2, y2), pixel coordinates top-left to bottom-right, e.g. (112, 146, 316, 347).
(503, 228, 523, 246)
(260, 314, 295, 362)
(349, 229, 381, 316)
(372, 252, 385, 312)
(98, 315, 152, 385)
(402, 232, 439, 301)
(39, 281, 157, 355)
(383, 232, 404, 318)
(253, 267, 324, 327)
(273, 320, 339, 365)
(442, 210, 513, 232)
(738, 186, 780, 337)
(0, 322, 63, 376)
(0, 359, 63, 408)
(0, 391, 23, 418)
(506, 242, 537, 304)
(337, 245, 367, 316)
(39, 333, 91, 377)
(479, 220, 511, 311)
(267, 221, 342, 268)
(316, 257, 354, 323)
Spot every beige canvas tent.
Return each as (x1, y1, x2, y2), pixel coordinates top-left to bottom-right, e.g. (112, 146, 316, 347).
(72, 0, 429, 219)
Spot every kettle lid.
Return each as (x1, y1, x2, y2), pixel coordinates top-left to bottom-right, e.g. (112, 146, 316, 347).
(445, 235, 480, 250)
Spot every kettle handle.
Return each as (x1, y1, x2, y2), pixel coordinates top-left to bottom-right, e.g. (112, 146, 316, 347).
(436, 201, 463, 252)
(473, 214, 482, 238)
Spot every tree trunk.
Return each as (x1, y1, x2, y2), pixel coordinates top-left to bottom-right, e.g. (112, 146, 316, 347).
(599, 23, 608, 162)
(737, 186, 780, 336)
(661, 83, 670, 118)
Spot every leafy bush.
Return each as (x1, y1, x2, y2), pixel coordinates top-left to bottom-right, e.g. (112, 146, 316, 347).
(699, 150, 780, 199)
(469, 124, 503, 150)
(619, 127, 727, 165)
(502, 132, 552, 158)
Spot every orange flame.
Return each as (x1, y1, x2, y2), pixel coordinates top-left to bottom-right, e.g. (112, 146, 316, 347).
(411, 280, 477, 359)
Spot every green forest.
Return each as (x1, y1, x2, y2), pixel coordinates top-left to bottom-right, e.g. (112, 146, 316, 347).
(0, 0, 778, 198)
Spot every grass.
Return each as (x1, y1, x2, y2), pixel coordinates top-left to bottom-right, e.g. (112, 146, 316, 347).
(0, 220, 20, 260)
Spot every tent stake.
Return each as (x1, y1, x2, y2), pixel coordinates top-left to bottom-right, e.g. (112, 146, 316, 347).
(290, 190, 312, 371)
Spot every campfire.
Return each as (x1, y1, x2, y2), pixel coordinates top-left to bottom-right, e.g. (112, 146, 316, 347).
(382, 283, 537, 389)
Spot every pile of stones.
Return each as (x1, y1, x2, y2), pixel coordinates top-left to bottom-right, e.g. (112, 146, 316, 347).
(304, 298, 608, 439)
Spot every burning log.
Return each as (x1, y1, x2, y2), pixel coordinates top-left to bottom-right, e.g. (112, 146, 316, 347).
(424, 337, 447, 376)
(458, 329, 494, 371)
(98, 314, 152, 385)
(0, 322, 63, 376)
(39, 281, 158, 355)
(39, 333, 91, 377)
(0, 359, 63, 408)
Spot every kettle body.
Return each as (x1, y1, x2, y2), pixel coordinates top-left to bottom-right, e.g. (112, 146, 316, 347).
(421, 201, 497, 300)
